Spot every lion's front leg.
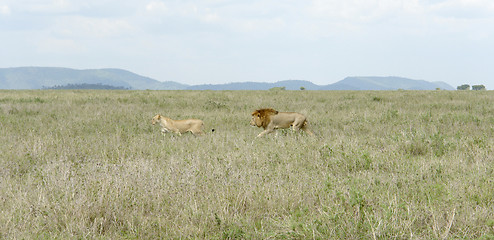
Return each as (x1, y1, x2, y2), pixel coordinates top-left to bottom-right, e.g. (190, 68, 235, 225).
(161, 128, 170, 135)
(257, 129, 273, 137)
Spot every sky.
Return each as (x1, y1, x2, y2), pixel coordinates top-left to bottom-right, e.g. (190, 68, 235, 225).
(1, 0, 493, 89)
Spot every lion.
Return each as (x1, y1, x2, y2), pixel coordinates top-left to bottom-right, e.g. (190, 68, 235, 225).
(250, 108, 314, 137)
(152, 114, 204, 136)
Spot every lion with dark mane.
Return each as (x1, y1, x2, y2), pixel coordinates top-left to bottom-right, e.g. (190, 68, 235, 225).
(250, 108, 314, 137)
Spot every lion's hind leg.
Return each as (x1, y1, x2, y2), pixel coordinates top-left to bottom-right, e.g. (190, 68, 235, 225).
(291, 119, 305, 132)
(190, 129, 204, 136)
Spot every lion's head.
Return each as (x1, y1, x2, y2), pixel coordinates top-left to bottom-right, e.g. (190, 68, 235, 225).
(151, 114, 161, 125)
(250, 108, 278, 129)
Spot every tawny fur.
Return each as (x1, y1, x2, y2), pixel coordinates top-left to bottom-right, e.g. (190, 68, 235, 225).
(152, 114, 204, 136)
(250, 108, 314, 137)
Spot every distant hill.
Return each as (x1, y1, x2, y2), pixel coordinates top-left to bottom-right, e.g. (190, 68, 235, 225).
(187, 80, 320, 90)
(0, 67, 456, 90)
(320, 76, 455, 90)
(189, 77, 454, 90)
(0, 67, 187, 90)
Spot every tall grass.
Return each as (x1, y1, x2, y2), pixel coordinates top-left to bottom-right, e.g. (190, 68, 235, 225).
(0, 90, 493, 239)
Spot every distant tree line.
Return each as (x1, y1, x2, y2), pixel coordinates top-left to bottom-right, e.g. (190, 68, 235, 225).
(43, 83, 130, 90)
(457, 84, 486, 91)
(268, 86, 308, 91)
(269, 86, 286, 91)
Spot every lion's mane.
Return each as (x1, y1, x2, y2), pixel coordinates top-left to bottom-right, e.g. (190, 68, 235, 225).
(251, 108, 279, 129)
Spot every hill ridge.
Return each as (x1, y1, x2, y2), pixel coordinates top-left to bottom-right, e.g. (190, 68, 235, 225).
(0, 67, 455, 90)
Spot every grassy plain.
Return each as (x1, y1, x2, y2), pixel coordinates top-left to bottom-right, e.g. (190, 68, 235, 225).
(0, 90, 493, 239)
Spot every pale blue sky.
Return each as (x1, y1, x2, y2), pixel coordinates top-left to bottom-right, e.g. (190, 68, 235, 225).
(1, 0, 493, 89)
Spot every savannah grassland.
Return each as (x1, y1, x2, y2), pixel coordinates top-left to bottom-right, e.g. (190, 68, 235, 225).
(0, 89, 493, 239)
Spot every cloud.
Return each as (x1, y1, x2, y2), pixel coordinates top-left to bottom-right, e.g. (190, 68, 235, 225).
(15, 0, 79, 14)
(2, 0, 139, 19)
(233, 17, 286, 34)
(301, 0, 494, 39)
(146, 1, 167, 13)
(306, 0, 494, 22)
(53, 16, 135, 38)
(152, 1, 295, 36)
(307, 0, 408, 22)
(429, 0, 494, 19)
(0, 5, 11, 15)
(35, 37, 84, 54)
(201, 9, 220, 23)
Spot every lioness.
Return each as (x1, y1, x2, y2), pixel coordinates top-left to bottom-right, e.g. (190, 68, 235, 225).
(250, 108, 314, 137)
(152, 114, 204, 136)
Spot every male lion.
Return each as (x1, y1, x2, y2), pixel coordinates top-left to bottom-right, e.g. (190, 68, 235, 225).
(250, 108, 314, 137)
(152, 114, 204, 136)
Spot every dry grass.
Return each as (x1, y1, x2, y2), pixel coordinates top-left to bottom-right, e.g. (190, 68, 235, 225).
(1, 90, 493, 239)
